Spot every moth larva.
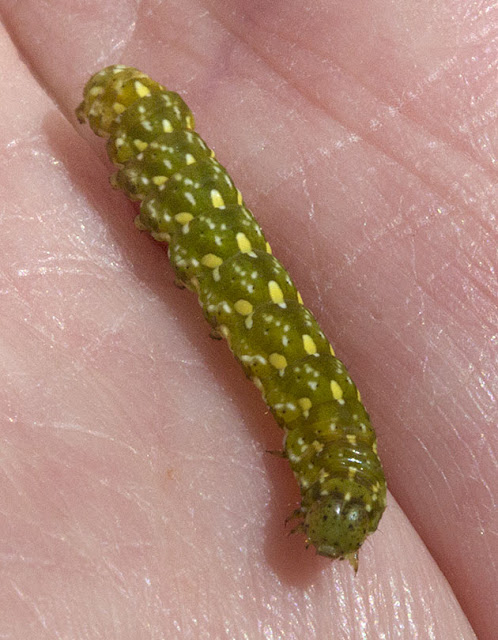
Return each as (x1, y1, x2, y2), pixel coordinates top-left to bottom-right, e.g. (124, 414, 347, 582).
(77, 65, 387, 570)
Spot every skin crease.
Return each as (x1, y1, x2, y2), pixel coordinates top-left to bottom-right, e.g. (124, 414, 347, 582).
(0, 1, 495, 639)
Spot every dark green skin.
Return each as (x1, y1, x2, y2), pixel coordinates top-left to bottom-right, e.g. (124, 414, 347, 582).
(77, 65, 387, 568)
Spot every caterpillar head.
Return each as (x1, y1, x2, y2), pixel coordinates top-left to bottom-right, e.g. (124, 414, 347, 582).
(304, 494, 372, 570)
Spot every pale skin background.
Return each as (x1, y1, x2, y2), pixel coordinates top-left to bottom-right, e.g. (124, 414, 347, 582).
(0, 1, 496, 639)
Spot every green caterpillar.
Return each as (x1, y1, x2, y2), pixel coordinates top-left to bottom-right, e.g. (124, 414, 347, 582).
(77, 65, 387, 569)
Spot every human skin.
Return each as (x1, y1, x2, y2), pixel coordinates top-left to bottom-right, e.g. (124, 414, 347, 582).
(0, 1, 495, 639)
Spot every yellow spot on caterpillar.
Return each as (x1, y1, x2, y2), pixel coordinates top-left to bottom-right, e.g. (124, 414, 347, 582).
(357, 388, 362, 401)
(265, 242, 272, 254)
(302, 334, 317, 355)
(152, 175, 168, 186)
(201, 254, 223, 268)
(134, 81, 151, 98)
(318, 468, 329, 483)
(162, 119, 173, 132)
(365, 503, 372, 512)
(268, 280, 284, 304)
(252, 377, 263, 391)
(237, 190, 243, 205)
(344, 492, 352, 502)
(330, 380, 343, 400)
(185, 153, 196, 165)
(269, 353, 287, 370)
(329, 343, 336, 356)
(234, 299, 253, 316)
(186, 114, 194, 129)
(297, 291, 303, 304)
(346, 435, 357, 445)
(113, 102, 126, 114)
(134, 139, 148, 151)
(236, 233, 252, 253)
(372, 441, 378, 454)
(348, 466, 357, 479)
(312, 440, 324, 453)
(211, 189, 225, 208)
(298, 397, 312, 412)
(175, 212, 194, 225)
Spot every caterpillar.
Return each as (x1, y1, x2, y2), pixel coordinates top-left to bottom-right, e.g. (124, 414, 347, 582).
(77, 65, 387, 570)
